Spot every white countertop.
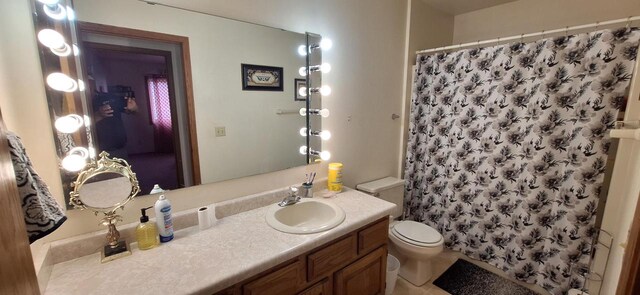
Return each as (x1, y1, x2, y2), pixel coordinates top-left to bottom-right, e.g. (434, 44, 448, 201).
(44, 189, 396, 295)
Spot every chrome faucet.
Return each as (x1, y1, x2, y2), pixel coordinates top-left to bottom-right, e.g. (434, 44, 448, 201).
(278, 186, 301, 207)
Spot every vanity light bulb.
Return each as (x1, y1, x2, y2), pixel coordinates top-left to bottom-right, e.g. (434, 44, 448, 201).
(299, 108, 307, 116)
(61, 154, 86, 172)
(320, 38, 333, 50)
(54, 114, 84, 134)
(299, 146, 308, 155)
(319, 130, 332, 140)
(298, 87, 307, 97)
(46, 72, 78, 92)
(43, 3, 67, 20)
(72, 44, 80, 56)
(37, 29, 65, 50)
(299, 127, 308, 136)
(66, 5, 76, 21)
(319, 109, 330, 118)
(297, 45, 308, 56)
(319, 151, 331, 161)
(320, 63, 332, 73)
(298, 67, 307, 77)
(37, 0, 59, 5)
(68, 147, 90, 159)
(319, 86, 332, 96)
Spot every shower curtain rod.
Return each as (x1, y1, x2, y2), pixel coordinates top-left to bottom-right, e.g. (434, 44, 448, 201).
(416, 15, 640, 55)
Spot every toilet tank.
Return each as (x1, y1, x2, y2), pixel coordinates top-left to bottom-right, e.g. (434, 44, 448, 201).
(356, 177, 405, 219)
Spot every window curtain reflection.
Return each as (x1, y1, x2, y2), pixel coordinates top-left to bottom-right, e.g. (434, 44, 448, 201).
(146, 75, 174, 153)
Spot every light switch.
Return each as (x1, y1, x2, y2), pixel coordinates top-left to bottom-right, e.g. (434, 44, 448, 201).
(215, 126, 226, 137)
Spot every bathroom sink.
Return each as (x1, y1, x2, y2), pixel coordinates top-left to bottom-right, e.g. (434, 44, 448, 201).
(265, 199, 346, 234)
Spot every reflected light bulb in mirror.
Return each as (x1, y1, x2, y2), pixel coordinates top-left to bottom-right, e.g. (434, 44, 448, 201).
(299, 146, 308, 155)
(319, 151, 331, 161)
(319, 130, 332, 140)
(320, 85, 332, 96)
(66, 5, 76, 21)
(62, 153, 86, 172)
(320, 38, 333, 50)
(299, 108, 307, 116)
(298, 67, 307, 77)
(299, 127, 307, 136)
(320, 63, 332, 73)
(37, 0, 59, 5)
(46, 72, 78, 92)
(54, 114, 84, 134)
(298, 87, 307, 97)
(297, 45, 308, 56)
(319, 109, 330, 118)
(37, 29, 65, 50)
(43, 3, 67, 20)
(69, 147, 90, 159)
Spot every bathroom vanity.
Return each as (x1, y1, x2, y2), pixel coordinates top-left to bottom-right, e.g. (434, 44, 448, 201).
(42, 188, 396, 294)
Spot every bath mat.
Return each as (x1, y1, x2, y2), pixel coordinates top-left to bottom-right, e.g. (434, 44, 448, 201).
(433, 259, 539, 295)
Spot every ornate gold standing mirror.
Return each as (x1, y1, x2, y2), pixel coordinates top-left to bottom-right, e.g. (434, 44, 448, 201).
(70, 152, 140, 263)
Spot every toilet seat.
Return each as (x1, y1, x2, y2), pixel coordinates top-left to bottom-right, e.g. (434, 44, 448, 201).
(391, 221, 442, 247)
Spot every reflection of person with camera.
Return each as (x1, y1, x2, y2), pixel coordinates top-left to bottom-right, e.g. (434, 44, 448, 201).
(93, 88, 138, 160)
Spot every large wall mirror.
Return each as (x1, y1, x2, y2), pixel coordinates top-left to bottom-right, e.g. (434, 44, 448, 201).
(31, 0, 328, 207)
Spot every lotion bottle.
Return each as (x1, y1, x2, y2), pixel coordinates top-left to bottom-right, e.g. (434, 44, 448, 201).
(136, 206, 159, 250)
(155, 194, 174, 243)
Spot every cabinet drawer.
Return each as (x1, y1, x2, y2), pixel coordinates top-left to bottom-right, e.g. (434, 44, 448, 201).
(243, 260, 303, 295)
(307, 234, 358, 281)
(358, 218, 389, 255)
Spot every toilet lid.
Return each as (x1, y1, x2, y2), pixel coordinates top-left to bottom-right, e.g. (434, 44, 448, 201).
(392, 221, 442, 246)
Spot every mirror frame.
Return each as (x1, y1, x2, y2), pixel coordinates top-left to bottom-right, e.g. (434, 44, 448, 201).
(69, 151, 140, 215)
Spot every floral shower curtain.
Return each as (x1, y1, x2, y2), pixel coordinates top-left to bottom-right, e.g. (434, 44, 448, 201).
(405, 27, 639, 294)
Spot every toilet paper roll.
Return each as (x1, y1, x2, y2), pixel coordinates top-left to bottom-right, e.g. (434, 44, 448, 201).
(198, 206, 212, 230)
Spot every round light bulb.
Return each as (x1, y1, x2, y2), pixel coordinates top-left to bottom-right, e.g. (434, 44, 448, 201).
(320, 38, 333, 50)
(66, 5, 76, 21)
(37, 29, 65, 50)
(37, 0, 59, 5)
(61, 154, 86, 172)
(299, 127, 307, 136)
(298, 86, 307, 97)
(299, 146, 308, 155)
(320, 85, 332, 96)
(298, 67, 307, 77)
(299, 108, 307, 116)
(68, 147, 89, 159)
(54, 114, 84, 134)
(320, 63, 332, 73)
(319, 151, 331, 161)
(319, 130, 332, 140)
(297, 45, 308, 56)
(319, 109, 330, 118)
(43, 3, 67, 20)
(46, 72, 78, 92)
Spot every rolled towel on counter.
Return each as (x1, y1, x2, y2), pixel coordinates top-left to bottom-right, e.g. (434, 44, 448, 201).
(7, 131, 66, 243)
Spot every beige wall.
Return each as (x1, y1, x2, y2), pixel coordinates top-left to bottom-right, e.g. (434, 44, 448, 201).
(453, 0, 640, 293)
(399, 0, 454, 176)
(0, 0, 409, 256)
(453, 0, 640, 43)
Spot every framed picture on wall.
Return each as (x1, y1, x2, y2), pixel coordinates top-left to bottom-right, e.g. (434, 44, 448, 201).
(294, 78, 307, 101)
(241, 64, 284, 91)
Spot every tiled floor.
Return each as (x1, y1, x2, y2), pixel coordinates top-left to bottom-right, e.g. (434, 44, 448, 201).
(391, 250, 547, 295)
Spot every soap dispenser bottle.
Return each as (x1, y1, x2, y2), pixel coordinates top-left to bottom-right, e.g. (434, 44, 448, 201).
(136, 206, 159, 250)
(155, 194, 174, 242)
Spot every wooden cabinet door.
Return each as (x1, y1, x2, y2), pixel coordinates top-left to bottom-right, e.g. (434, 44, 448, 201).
(242, 260, 303, 295)
(298, 278, 331, 295)
(334, 247, 387, 295)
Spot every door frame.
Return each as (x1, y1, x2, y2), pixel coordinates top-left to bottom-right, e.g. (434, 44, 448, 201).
(77, 22, 201, 185)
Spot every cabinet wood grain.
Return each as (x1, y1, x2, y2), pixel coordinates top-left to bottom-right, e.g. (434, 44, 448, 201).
(242, 260, 303, 295)
(358, 218, 389, 255)
(334, 247, 387, 295)
(307, 234, 358, 281)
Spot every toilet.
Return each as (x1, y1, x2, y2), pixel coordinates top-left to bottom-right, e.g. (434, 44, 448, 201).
(357, 177, 444, 287)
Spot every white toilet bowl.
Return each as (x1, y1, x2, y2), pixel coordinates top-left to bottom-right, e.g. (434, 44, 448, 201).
(387, 220, 444, 286)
